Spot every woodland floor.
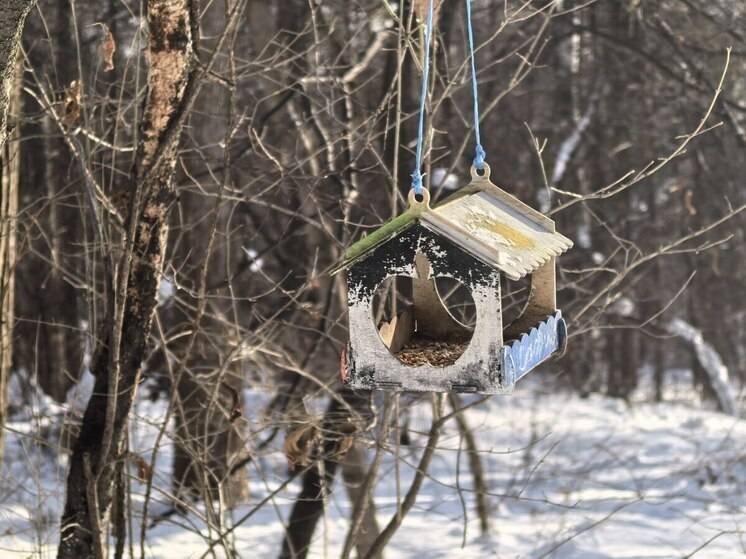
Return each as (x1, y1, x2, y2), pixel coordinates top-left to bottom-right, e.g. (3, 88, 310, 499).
(1, 369, 746, 558)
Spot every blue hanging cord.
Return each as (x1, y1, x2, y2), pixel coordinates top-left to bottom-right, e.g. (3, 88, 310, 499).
(465, 0, 485, 170)
(411, 0, 435, 196)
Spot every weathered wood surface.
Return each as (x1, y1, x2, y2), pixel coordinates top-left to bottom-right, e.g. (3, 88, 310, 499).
(343, 167, 571, 393)
(411, 252, 472, 339)
(378, 307, 413, 353)
(347, 225, 504, 393)
(336, 168, 572, 281)
(423, 190, 571, 280)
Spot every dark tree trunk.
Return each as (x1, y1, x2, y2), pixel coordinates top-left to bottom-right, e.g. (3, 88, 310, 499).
(39, 0, 82, 401)
(280, 390, 371, 559)
(606, 329, 638, 401)
(170, 0, 248, 506)
(340, 441, 382, 559)
(449, 393, 490, 535)
(172, 361, 248, 507)
(0, 0, 34, 466)
(15, 0, 82, 403)
(0, 45, 24, 467)
(58, 1, 194, 556)
(280, 440, 340, 559)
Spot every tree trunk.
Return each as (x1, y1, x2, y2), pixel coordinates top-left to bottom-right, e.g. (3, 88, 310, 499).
(170, 0, 248, 508)
(40, 0, 82, 401)
(14, 0, 82, 403)
(340, 442, 382, 559)
(0, 0, 34, 466)
(280, 390, 371, 559)
(0, 50, 23, 467)
(58, 2, 194, 556)
(449, 394, 490, 536)
(172, 360, 248, 507)
(0, 1, 35, 150)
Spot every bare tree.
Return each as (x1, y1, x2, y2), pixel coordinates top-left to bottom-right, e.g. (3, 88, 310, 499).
(0, 0, 744, 556)
(58, 1, 195, 556)
(0, 0, 35, 464)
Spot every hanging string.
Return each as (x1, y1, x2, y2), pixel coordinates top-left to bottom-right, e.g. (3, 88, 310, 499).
(411, 0, 435, 196)
(465, 0, 485, 170)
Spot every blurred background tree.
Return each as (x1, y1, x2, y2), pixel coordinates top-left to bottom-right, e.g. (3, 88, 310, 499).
(1, 0, 745, 555)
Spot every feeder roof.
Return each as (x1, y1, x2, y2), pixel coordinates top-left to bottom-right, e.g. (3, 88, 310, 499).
(333, 180, 573, 280)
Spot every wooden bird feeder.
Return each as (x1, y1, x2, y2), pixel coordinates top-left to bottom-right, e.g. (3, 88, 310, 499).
(333, 165, 573, 393)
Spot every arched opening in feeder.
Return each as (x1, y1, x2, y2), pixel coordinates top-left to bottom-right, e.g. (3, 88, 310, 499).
(371, 261, 476, 368)
(500, 274, 533, 340)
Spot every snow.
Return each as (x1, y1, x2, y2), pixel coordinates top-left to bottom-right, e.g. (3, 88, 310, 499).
(65, 369, 95, 416)
(667, 319, 738, 416)
(432, 168, 460, 191)
(610, 296, 635, 317)
(242, 247, 265, 272)
(157, 278, 175, 305)
(551, 105, 595, 187)
(2, 376, 746, 558)
(576, 224, 591, 250)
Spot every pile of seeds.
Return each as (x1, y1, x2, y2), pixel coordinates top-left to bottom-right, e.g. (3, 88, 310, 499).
(395, 338, 468, 367)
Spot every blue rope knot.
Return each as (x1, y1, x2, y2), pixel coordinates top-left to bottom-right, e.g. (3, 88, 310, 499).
(473, 144, 486, 169)
(411, 170, 424, 195)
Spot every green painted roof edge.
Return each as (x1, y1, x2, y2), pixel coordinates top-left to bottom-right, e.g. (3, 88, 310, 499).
(329, 185, 482, 275)
(330, 210, 419, 275)
(329, 180, 544, 275)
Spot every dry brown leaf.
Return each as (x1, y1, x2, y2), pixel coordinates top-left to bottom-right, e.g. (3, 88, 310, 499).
(339, 346, 349, 383)
(62, 80, 81, 127)
(333, 435, 355, 459)
(414, 0, 442, 22)
(283, 424, 318, 467)
(101, 25, 116, 72)
(127, 452, 153, 482)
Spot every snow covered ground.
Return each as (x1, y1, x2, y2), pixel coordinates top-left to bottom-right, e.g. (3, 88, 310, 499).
(2, 374, 746, 558)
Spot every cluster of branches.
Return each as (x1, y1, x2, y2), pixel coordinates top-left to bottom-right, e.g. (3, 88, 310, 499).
(0, 0, 744, 557)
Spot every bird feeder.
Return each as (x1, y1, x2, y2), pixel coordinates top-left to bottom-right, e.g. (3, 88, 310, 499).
(333, 165, 573, 393)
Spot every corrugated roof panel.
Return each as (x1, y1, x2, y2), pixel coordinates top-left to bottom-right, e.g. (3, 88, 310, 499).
(422, 191, 572, 280)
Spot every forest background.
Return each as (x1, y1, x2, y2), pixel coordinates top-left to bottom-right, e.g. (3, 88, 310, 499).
(0, 0, 745, 557)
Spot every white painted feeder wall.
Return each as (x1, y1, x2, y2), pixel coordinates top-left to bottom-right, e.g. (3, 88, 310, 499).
(348, 279, 506, 393)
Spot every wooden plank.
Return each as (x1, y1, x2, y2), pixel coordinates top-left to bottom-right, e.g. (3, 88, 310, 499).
(412, 252, 471, 338)
(378, 307, 413, 353)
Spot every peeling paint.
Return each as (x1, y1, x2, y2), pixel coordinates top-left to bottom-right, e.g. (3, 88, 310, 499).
(466, 211, 535, 249)
(342, 181, 570, 393)
(346, 224, 506, 393)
